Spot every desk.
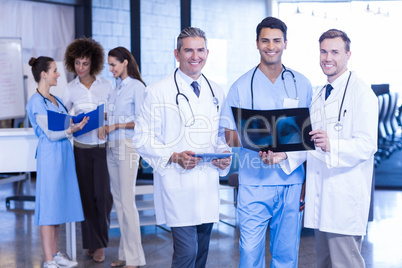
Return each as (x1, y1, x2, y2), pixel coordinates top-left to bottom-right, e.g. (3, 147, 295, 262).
(0, 128, 37, 205)
(0, 128, 77, 260)
(0, 128, 37, 172)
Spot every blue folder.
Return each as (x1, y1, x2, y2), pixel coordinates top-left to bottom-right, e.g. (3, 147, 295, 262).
(47, 104, 104, 137)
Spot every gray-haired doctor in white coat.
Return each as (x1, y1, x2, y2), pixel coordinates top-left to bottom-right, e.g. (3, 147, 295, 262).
(260, 29, 378, 268)
(133, 27, 231, 268)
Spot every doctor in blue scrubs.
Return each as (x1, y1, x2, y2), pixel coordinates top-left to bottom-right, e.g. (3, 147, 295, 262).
(26, 56, 88, 268)
(220, 17, 312, 267)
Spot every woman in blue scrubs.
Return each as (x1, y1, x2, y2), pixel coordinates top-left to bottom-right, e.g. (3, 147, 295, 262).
(26, 56, 88, 268)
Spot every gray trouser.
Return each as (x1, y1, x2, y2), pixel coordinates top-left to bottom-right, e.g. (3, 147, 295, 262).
(315, 229, 365, 268)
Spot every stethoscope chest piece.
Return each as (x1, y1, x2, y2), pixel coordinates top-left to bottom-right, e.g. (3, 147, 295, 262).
(332, 71, 352, 132)
(334, 122, 343, 131)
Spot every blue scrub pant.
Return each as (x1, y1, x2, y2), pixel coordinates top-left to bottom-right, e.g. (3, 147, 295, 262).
(238, 184, 303, 268)
(170, 223, 214, 268)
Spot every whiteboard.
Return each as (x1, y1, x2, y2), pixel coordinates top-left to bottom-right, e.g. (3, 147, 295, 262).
(0, 38, 25, 120)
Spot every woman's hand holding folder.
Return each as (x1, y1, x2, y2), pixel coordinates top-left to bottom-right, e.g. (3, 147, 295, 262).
(66, 116, 89, 135)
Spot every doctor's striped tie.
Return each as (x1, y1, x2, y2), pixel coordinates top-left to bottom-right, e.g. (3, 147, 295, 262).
(191, 81, 200, 98)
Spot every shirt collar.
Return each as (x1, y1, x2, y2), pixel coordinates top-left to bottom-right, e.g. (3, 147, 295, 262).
(115, 77, 123, 89)
(121, 76, 133, 86)
(115, 76, 133, 90)
(72, 75, 101, 86)
(177, 68, 202, 87)
(72, 76, 80, 85)
(328, 70, 351, 91)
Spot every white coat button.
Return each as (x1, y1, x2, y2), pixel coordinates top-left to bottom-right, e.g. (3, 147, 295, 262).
(316, 171, 319, 175)
(316, 194, 319, 197)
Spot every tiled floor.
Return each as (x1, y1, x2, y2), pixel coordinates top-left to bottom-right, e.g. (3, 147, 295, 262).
(1, 173, 401, 267)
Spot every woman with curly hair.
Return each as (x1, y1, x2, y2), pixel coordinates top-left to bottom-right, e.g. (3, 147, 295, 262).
(63, 37, 113, 263)
(99, 47, 146, 268)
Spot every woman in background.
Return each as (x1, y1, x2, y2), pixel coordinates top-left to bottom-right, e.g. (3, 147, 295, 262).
(63, 37, 113, 263)
(98, 47, 146, 268)
(26, 56, 88, 268)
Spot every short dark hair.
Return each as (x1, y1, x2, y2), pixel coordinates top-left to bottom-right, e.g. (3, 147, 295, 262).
(108, 47, 146, 86)
(28, 56, 54, 83)
(64, 37, 105, 76)
(256, 17, 287, 41)
(319, 29, 351, 52)
(176, 27, 207, 51)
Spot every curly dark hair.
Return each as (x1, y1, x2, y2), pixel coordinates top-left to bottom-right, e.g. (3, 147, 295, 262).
(64, 37, 105, 76)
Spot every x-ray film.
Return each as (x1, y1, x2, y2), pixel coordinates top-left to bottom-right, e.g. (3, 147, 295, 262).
(231, 106, 315, 152)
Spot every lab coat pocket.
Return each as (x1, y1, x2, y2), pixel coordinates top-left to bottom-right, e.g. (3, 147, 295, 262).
(209, 101, 222, 131)
(324, 189, 358, 230)
(198, 167, 219, 190)
(324, 101, 339, 121)
(161, 167, 182, 190)
(310, 109, 321, 124)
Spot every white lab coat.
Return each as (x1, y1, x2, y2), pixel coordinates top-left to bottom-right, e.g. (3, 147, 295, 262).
(283, 71, 378, 236)
(133, 71, 230, 227)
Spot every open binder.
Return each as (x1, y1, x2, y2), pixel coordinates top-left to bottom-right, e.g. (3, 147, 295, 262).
(47, 104, 104, 137)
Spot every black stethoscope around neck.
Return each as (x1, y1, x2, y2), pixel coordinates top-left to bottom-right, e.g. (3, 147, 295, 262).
(311, 71, 352, 132)
(250, 64, 298, 109)
(36, 89, 68, 113)
(174, 68, 219, 126)
(333, 71, 352, 131)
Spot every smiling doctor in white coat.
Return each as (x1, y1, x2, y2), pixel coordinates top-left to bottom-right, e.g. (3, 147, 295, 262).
(261, 29, 378, 268)
(133, 27, 231, 268)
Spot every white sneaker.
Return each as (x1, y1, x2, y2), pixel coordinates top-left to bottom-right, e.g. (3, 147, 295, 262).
(53, 252, 78, 267)
(43, 260, 60, 268)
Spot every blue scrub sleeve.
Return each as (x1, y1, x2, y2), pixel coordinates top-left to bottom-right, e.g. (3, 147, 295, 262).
(219, 85, 240, 130)
(36, 114, 71, 141)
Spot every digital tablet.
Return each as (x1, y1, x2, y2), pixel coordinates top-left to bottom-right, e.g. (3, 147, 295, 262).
(193, 153, 233, 162)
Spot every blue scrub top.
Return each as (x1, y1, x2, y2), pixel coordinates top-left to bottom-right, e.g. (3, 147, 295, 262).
(26, 93, 84, 225)
(220, 66, 313, 186)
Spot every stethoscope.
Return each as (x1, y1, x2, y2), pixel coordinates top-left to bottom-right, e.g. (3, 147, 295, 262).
(174, 68, 219, 127)
(36, 89, 68, 113)
(310, 71, 352, 132)
(250, 64, 298, 109)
